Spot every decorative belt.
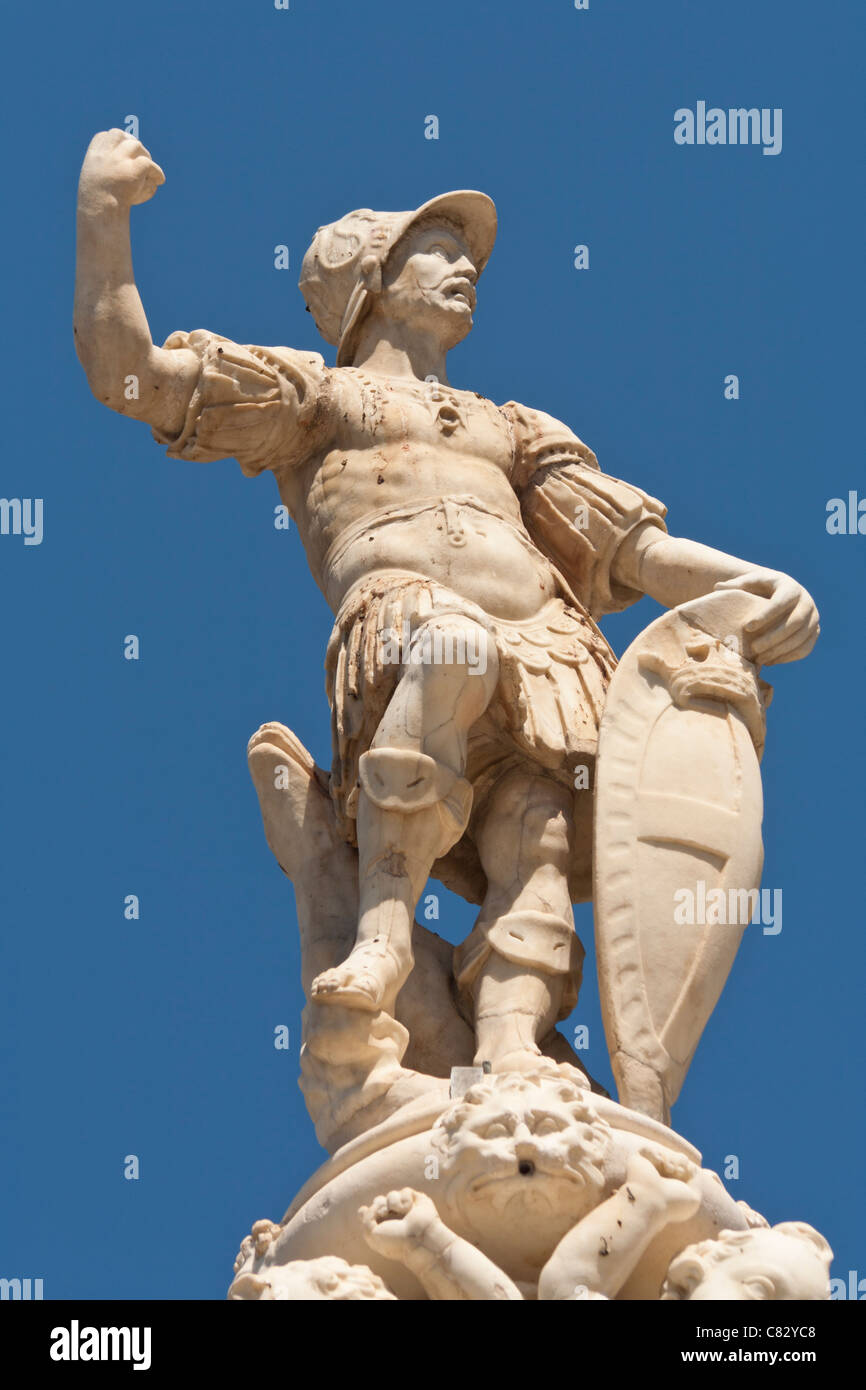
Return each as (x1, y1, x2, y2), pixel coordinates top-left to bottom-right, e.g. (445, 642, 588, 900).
(321, 494, 540, 575)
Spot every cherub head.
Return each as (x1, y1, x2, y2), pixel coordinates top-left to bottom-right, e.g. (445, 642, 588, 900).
(431, 1070, 612, 1246)
(661, 1222, 833, 1301)
(228, 1255, 396, 1302)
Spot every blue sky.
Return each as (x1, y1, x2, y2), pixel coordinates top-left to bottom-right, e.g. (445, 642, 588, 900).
(1, 0, 863, 1298)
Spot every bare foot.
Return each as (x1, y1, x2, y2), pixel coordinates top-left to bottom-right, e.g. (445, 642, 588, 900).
(482, 1046, 551, 1076)
(311, 938, 407, 1011)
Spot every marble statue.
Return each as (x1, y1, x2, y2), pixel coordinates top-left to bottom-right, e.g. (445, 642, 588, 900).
(75, 129, 830, 1300)
(226, 1070, 831, 1302)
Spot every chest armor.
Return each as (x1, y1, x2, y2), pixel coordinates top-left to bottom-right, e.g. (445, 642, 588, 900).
(331, 368, 515, 475)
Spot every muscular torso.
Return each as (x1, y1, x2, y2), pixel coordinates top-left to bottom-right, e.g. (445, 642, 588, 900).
(276, 368, 559, 619)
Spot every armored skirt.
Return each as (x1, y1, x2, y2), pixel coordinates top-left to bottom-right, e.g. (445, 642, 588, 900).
(325, 567, 618, 909)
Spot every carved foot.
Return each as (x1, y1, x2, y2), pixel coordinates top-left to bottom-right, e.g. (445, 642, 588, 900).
(483, 1045, 548, 1075)
(310, 938, 408, 1011)
(483, 1050, 594, 1089)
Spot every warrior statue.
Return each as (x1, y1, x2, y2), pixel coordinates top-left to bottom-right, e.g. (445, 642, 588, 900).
(75, 130, 818, 1137)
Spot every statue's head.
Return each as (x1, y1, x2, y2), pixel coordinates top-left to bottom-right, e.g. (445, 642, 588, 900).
(661, 1223, 833, 1301)
(229, 1255, 396, 1301)
(431, 1070, 611, 1245)
(373, 215, 478, 351)
(299, 192, 496, 366)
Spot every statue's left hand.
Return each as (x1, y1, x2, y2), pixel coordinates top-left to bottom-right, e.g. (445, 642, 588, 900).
(715, 569, 819, 666)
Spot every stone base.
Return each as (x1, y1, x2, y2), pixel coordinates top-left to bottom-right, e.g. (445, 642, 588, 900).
(228, 1072, 761, 1300)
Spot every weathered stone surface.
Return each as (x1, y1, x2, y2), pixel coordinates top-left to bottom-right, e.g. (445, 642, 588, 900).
(74, 130, 828, 1299)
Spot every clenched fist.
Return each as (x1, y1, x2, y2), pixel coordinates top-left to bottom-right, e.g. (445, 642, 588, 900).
(359, 1188, 442, 1260)
(78, 128, 165, 210)
(625, 1146, 703, 1224)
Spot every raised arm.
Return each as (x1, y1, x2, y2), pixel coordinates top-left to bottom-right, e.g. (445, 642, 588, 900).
(74, 129, 198, 437)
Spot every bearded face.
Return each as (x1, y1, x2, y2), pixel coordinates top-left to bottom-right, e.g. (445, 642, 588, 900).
(375, 219, 478, 351)
(432, 1073, 612, 1254)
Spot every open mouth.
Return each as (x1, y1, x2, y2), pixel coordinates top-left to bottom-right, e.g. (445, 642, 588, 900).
(445, 283, 475, 309)
(469, 1161, 582, 1195)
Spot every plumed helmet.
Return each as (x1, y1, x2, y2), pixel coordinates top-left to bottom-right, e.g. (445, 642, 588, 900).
(299, 191, 497, 366)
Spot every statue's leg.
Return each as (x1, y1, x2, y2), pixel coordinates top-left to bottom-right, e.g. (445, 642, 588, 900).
(456, 768, 582, 1072)
(312, 616, 498, 1012)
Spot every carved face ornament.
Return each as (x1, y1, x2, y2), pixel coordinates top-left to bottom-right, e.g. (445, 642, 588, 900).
(433, 1074, 611, 1221)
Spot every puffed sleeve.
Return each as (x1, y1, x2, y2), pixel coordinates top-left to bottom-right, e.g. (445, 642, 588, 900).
(502, 400, 668, 620)
(152, 330, 329, 477)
